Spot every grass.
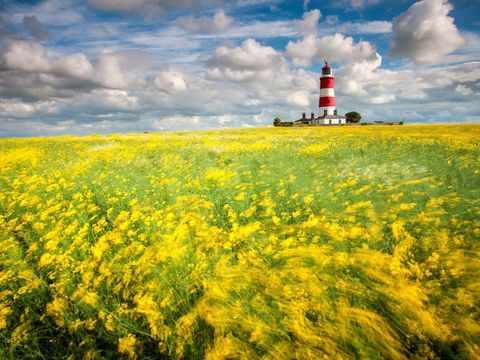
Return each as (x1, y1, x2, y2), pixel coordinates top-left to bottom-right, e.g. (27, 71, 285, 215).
(0, 125, 479, 359)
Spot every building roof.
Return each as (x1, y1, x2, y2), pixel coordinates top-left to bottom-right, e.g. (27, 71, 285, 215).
(323, 61, 330, 69)
(295, 117, 311, 123)
(316, 114, 346, 120)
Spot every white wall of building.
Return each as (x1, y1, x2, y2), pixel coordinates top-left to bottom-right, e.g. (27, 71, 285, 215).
(319, 106, 336, 116)
(315, 118, 346, 125)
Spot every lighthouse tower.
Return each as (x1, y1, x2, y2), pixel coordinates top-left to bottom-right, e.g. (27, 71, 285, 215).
(319, 61, 336, 116)
(292, 60, 346, 126)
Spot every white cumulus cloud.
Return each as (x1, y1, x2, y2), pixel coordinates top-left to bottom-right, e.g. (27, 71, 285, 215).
(54, 53, 95, 80)
(1, 40, 51, 73)
(286, 33, 378, 67)
(287, 91, 311, 107)
(177, 10, 233, 33)
(390, 0, 464, 64)
(298, 9, 321, 34)
(207, 38, 287, 82)
(210, 38, 284, 71)
(155, 69, 189, 93)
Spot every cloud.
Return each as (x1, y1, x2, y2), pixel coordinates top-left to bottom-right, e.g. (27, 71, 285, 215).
(211, 39, 283, 70)
(154, 69, 189, 93)
(88, 0, 196, 15)
(390, 0, 464, 64)
(10, 0, 83, 26)
(342, 79, 367, 96)
(88, 0, 230, 18)
(287, 91, 310, 107)
(3, 60, 480, 136)
(207, 38, 285, 82)
(192, 11, 389, 41)
(286, 33, 378, 67)
(56, 53, 95, 79)
(335, 54, 382, 97)
(335, 56, 480, 123)
(194, 19, 296, 39)
(455, 85, 474, 96)
(1, 40, 95, 79)
(1, 40, 51, 73)
(0, 40, 155, 99)
(0, 33, 323, 134)
(298, 9, 321, 34)
(177, 10, 233, 33)
(75, 89, 140, 112)
(370, 93, 395, 104)
(23, 15, 51, 42)
(94, 51, 129, 89)
(237, 0, 284, 7)
(340, 21, 392, 34)
(0, 99, 59, 118)
(348, 0, 379, 9)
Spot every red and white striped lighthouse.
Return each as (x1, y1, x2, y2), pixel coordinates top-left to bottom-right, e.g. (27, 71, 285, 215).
(319, 61, 336, 116)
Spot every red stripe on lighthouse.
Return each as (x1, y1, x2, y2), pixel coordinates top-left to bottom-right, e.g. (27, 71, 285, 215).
(319, 96, 336, 107)
(320, 77, 334, 88)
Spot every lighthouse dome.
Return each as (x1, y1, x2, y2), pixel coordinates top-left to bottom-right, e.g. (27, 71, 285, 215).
(322, 61, 332, 76)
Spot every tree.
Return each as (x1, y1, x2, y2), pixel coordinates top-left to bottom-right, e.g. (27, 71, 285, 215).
(345, 111, 361, 123)
(273, 117, 282, 126)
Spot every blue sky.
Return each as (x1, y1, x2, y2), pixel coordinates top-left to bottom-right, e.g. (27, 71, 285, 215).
(0, 0, 479, 137)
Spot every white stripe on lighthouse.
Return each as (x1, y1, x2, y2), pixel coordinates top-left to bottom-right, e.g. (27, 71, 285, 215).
(320, 88, 335, 97)
(319, 106, 336, 116)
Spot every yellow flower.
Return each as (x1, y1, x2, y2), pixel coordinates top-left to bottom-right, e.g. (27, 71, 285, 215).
(118, 334, 137, 358)
(45, 298, 68, 327)
(303, 194, 314, 205)
(204, 168, 236, 186)
(345, 200, 373, 213)
(398, 203, 416, 211)
(0, 304, 13, 329)
(82, 292, 99, 307)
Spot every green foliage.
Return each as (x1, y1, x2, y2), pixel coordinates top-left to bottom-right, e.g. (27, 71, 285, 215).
(346, 111, 362, 123)
(273, 117, 282, 126)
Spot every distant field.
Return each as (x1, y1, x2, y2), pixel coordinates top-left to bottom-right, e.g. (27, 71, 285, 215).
(1, 125, 479, 359)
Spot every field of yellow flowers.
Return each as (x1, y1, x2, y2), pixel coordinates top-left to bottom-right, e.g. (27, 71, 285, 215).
(0, 125, 479, 359)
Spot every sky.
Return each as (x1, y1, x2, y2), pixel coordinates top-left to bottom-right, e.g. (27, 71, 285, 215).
(0, 0, 479, 137)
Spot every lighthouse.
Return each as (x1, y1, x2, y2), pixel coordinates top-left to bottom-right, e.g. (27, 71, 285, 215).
(292, 60, 346, 126)
(319, 61, 336, 116)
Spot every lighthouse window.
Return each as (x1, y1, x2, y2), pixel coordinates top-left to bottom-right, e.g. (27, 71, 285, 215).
(322, 68, 331, 75)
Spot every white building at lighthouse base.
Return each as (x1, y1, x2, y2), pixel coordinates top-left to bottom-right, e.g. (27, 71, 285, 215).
(294, 110, 346, 125)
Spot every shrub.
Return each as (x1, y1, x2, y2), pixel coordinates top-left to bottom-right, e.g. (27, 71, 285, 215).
(346, 111, 362, 123)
